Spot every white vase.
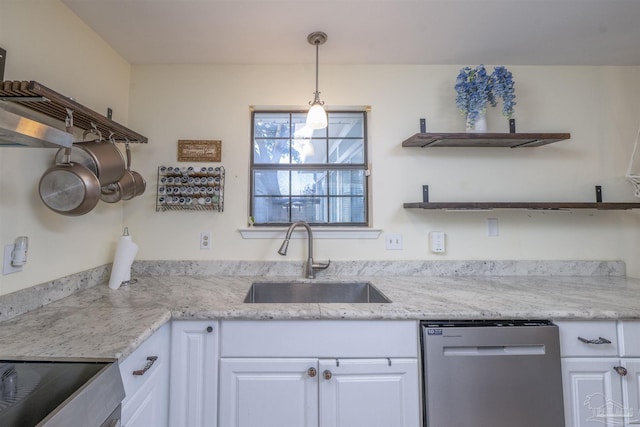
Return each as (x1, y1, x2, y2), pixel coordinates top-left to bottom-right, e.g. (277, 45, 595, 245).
(466, 112, 487, 133)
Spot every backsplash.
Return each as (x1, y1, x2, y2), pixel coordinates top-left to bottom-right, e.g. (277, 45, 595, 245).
(132, 259, 625, 277)
(0, 260, 625, 323)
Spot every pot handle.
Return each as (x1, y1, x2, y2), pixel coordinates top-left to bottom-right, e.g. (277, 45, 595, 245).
(125, 142, 132, 171)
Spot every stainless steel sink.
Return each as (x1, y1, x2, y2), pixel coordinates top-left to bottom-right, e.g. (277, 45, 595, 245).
(244, 281, 391, 303)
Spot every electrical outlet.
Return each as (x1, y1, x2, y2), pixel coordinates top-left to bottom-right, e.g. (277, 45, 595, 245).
(200, 232, 211, 250)
(385, 233, 403, 250)
(429, 231, 446, 253)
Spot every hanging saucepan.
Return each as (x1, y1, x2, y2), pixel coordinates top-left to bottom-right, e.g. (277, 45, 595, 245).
(128, 145, 146, 197)
(39, 147, 101, 216)
(71, 131, 126, 186)
(100, 143, 137, 203)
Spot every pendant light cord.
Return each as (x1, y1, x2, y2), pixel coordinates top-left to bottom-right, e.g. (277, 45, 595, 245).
(312, 40, 322, 105)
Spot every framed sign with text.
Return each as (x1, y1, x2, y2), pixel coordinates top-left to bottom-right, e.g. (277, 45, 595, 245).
(178, 140, 222, 162)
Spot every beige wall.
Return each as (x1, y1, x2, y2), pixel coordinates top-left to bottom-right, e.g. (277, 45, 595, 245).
(2, 1, 640, 298)
(0, 0, 131, 294)
(125, 64, 640, 276)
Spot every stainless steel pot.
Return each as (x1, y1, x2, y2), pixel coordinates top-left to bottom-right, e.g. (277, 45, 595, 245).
(100, 144, 138, 203)
(64, 140, 126, 186)
(39, 148, 101, 216)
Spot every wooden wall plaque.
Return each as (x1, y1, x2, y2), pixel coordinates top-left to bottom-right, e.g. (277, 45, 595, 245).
(178, 140, 221, 162)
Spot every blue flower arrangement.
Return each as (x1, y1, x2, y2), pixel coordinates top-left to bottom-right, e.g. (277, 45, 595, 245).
(455, 65, 516, 127)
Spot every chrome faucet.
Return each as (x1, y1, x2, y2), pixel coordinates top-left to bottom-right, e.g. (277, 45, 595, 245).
(278, 221, 330, 279)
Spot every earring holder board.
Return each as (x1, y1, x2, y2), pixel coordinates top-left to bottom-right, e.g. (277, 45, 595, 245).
(156, 165, 224, 212)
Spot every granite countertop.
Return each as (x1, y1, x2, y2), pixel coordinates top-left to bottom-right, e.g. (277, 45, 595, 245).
(1, 273, 640, 361)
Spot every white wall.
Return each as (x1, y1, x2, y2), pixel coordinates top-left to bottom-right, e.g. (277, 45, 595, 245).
(125, 64, 640, 276)
(2, 1, 640, 298)
(0, 0, 130, 295)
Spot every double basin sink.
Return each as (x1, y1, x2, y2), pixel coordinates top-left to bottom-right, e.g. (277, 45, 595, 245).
(244, 281, 391, 304)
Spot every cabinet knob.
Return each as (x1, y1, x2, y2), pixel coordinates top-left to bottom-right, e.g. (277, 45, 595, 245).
(323, 370, 332, 380)
(206, 326, 213, 333)
(614, 366, 628, 376)
(307, 367, 317, 378)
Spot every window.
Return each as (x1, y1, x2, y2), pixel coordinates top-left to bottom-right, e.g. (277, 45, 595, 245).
(251, 110, 368, 226)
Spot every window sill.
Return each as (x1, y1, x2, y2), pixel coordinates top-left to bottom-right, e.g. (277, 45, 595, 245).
(238, 227, 382, 239)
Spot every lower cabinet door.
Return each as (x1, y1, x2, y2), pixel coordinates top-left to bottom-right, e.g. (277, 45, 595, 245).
(318, 358, 420, 427)
(120, 323, 170, 427)
(169, 321, 219, 427)
(562, 358, 624, 427)
(622, 359, 640, 426)
(218, 358, 319, 427)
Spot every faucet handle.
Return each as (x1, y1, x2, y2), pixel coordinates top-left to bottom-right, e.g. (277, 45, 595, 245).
(312, 259, 331, 272)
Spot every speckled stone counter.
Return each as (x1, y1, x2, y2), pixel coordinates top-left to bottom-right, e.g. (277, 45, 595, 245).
(1, 272, 640, 362)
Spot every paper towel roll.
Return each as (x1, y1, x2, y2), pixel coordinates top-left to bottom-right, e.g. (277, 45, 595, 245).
(109, 236, 139, 290)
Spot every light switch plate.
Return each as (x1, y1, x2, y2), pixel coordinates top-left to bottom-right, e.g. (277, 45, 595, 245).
(3, 244, 22, 275)
(385, 233, 403, 250)
(487, 218, 499, 237)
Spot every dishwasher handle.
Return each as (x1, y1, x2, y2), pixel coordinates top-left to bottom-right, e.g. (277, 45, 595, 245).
(577, 336, 612, 345)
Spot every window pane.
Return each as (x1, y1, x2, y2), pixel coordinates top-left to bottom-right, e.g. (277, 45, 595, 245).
(254, 138, 291, 164)
(328, 138, 364, 164)
(253, 196, 290, 223)
(254, 112, 291, 164)
(292, 135, 327, 164)
(291, 170, 327, 196)
(254, 170, 290, 196)
(329, 170, 365, 196)
(329, 197, 365, 223)
(254, 113, 292, 138)
(328, 113, 364, 138)
(292, 197, 328, 223)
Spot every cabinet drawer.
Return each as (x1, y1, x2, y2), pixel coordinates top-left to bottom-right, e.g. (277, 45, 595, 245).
(220, 320, 418, 358)
(554, 320, 618, 357)
(120, 323, 170, 407)
(618, 321, 640, 356)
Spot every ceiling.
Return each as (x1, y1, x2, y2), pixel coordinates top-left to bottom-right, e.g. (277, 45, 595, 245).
(61, 0, 640, 66)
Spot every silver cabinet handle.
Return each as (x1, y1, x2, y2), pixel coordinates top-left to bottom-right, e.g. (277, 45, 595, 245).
(132, 356, 158, 376)
(614, 366, 628, 376)
(307, 367, 317, 378)
(577, 336, 612, 345)
(323, 370, 332, 380)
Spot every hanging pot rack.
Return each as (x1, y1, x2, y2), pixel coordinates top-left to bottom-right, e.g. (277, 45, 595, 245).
(0, 80, 147, 143)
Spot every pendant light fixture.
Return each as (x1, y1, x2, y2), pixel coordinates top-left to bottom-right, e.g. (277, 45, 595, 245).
(306, 31, 328, 130)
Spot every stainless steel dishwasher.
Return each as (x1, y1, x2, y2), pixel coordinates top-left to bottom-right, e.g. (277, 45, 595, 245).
(421, 320, 565, 427)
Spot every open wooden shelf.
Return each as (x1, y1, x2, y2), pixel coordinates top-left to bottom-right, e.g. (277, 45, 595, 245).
(0, 80, 147, 143)
(404, 202, 640, 211)
(402, 132, 570, 148)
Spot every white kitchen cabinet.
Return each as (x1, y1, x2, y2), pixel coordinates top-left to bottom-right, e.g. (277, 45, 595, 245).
(169, 320, 219, 427)
(557, 320, 640, 427)
(219, 358, 319, 427)
(218, 320, 420, 427)
(562, 358, 625, 427)
(318, 358, 419, 427)
(219, 357, 419, 427)
(120, 323, 170, 427)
